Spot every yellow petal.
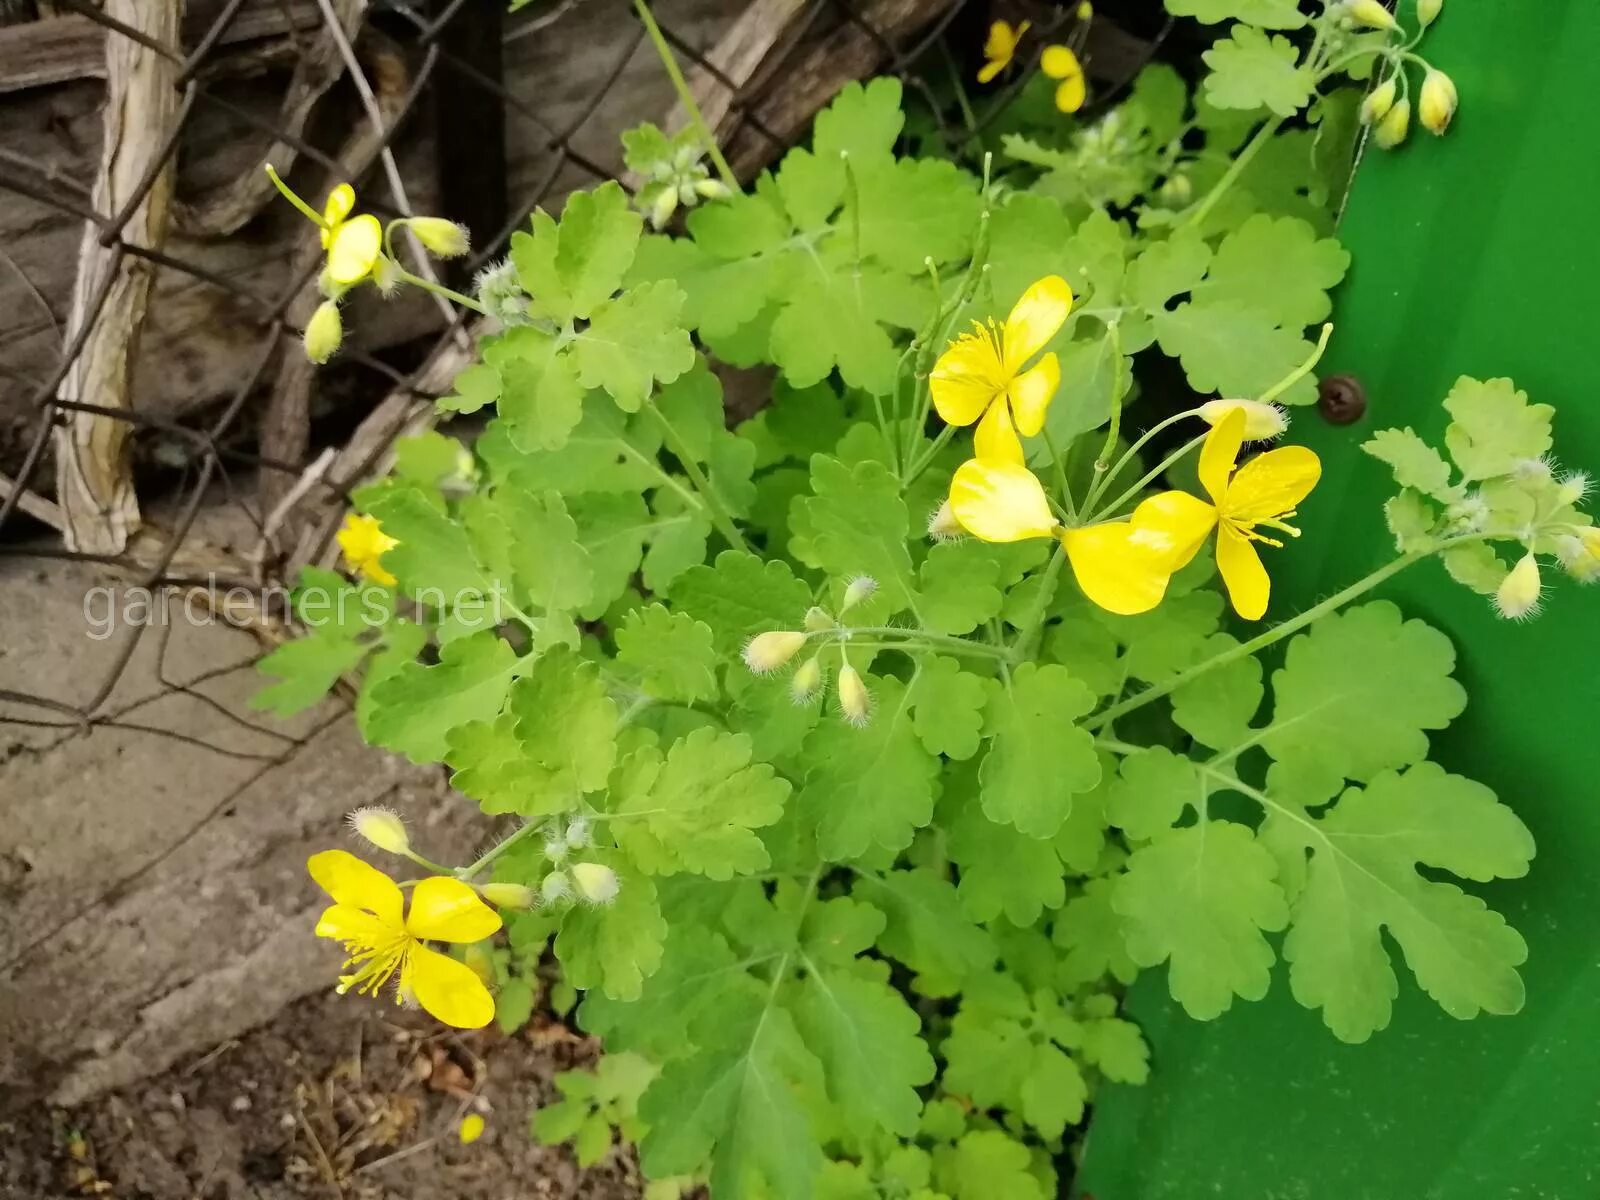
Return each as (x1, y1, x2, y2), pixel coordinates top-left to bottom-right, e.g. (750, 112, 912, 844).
(983, 19, 1024, 63)
(1198, 406, 1245, 506)
(323, 182, 355, 226)
(1054, 75, 1088, 114)
(1129, 490, 1218, 571)
(314, 902, 392, 945)
(1007, 352, 1060, 437)
(1061, 523, 1175, 615)
(950, 458, 1057, 543)
(406, 876, 503, 943)
(977, 59, 1007, 85)
(931, 330, 1004, 427)
(307, 849, 403, 927)
(1001, 275, 1073, 371)
(406, 943, 496, 1028)
(1040, 44, 1082, 82)
(326, 213, 382, 284)
(974, 398, 1026, 465)
(1224, 445, 1322, 522)
(1217, 524, 1271, 620)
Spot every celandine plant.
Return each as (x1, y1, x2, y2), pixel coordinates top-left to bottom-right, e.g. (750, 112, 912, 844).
(251, 1, 1583, 1195)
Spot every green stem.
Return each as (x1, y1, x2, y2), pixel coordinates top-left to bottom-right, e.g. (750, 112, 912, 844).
(1087, 321, 1126, 501)
(832, 626, 1012, 661)
(1183, 115, 1285, 231)
(1041, 426, 1076, 522)
(904, 425, 957, 486)
(394, 266, 489, 315)
(1258, 322, 1333, 405)
(457, 821, 544, 880)
(1090, 431, 1208, 521)
(632, 0, 738, 191)
(401, 848, 454, 875)
(641, 400, 750, 552)
(1085, 550, 1426, 731)
(264, 164, 325, 227)
(1006, 546, 1066, 661)
(1088, 407, 1203, 511)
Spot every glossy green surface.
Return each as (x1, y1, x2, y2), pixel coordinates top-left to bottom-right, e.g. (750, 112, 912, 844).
(1075, 4, 1600, 1196)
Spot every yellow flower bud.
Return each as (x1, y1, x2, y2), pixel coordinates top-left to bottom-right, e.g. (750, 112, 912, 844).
(743, 630, 807, 674)
(1417, 0, 1442, 25)
(1375, 98, 1411, 149)
(840, 575, 878, 612)
(1556, 473, 1590, 506)
(1361, 77, 1398, 124)
(1418, 69, 1458, 135)
(347, 806, 409, 855)
(1579, 527, 1600, 558)
(804, 605, 835, 632)
(1347, 0, 1397, 30)
(791, 656, 823, 702)
(928, 500, 963, 541)
(371, 253, 402, 296)
(1076, 0, 1092, 17)
(571, 861, 621, 905)
(650, 186, 678, 229)
(408, 217, 471, 258)
(1198, 399, 1288, 441)
(458, 1114, 486, 1145)
(694, 179, 732, 201)
(304, 300, 343, 364)
(1493, 553, 1542, 621)
(480, 882, 537, 909)
(1570, 528, 1600, 583)
(837, 664, 871, 727)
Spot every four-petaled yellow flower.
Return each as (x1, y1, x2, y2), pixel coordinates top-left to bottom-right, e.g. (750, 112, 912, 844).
(931, 276, 1073, 465)
(337, 513, 398, 587)
(979, 19, 1031, 83)
(319, 183, 383, 286)
(1121, 407, 1322, 619)
(309, 849, 501, 1029)
(1042, 45, 1087, 114)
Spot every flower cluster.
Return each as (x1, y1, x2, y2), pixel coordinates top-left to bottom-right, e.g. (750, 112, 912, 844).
(978, 19, 1088, 115)
(1347, 0, 1457, 148)
(741, 576, 880, 724)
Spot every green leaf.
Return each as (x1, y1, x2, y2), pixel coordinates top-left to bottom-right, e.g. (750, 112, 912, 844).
(557, 864, 668, 1001)
(1201, 26, 1314, 117)
(857, 868, 994, 995)
(606, 728, 788, 878)
(1054, 878, 1138, 989)
(1114, 820, 1289, 1019)
(483, 403, 665, 495)
(365, 631, 521, 763)
(979, 664, 1100, 838)
(1165, 0, 1307, 27)
(512, 181, 642, 323)
(933, 1131, 1046, 1200)
(1384, 491, 1441, 553)
(505, 646, 619, 798)
(1127, 232, 1212, 315)
(1019, 1042, 1088, 1139)
(854, 158, 980, 274)
(792, 456, 919, 612)
(614, 604, 718, 704)
(1261, 601, 1467, 782)
(793, 963, 934, 1135)
(1273, 762, 1533, 1042)
(1363, 426, 1459, 501)
(439, 361, 499, 415)
(1442, 541, 1509, 595)
(919, 541, 1005, 635)
(906, 656, 987, 760)
(1107, 747, 1202, 842)
(800, 676, 940, 859)
(574, 1113, 613, 1166)
(362, 487, 492, 602)
(812, 77, 904, 165)
(472, 487, 594, 614)
(448, 713, 562, 818)
(1193, 214, 1349, 327)
(769, 252, 928, 395)
(1155, 300, 1319, 405)
(1076, 1015, 1150, 1084)
(486, 326, 586, 453)
(948, 796, 1065, 926)
(572, 281, 696, 411)
(1170, 634, 1263, 750)
(1442, 375, 1555, 480)
(669, 550, 811, 654)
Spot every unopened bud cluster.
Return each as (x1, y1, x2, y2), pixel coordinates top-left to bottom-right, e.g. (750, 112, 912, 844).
(1342, 0, 1456, 150)
(625, 124, 732, 229)
(738, 577, 888, 724)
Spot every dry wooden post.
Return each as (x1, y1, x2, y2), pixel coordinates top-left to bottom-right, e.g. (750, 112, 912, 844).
(53, 0, 184, 555)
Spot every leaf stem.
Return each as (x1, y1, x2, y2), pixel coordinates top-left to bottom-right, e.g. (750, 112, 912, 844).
(457, 821, 544, 880)
(640, 399, 750, 552)
(632, 0, 738, 191)
(1182, 114, 1285, 231)
(830, 627, 1013, 661)
(1006, 545, 1066, 662)
(393, 265, 489, 315)
(1089, 431, 1209, 521)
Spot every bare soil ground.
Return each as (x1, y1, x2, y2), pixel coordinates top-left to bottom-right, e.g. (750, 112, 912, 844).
(0, 992, 643, 1200)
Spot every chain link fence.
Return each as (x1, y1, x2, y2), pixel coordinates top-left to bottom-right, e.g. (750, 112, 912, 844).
(0, 0, 1165, 763)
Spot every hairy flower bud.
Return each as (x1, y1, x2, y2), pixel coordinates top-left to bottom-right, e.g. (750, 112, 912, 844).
(649, 185, 679, 230)
(480, 882, 537, 909)
(1417, 0, 1442, 26)
(304, 300, 343, 364)
(347, 806, 409, 855)
(474, 259, 531, 326)
(371, 253, 402, 296)
(408, 217, 471, 258)
(571, 862, 621, 905)
(541, 870, 571, 903)
(840, 575, 878, 612)
(565, 817, 591, 848)
(1347, 0, 1397, 30)
(1199, 399, 1288, 441)
(693, 179, 732, 201)
(1375, 98, 1411, 149)
(837, 664, 871, 727)
(803, 605, 835, 632)
(743, 630, 807, 674)
(790, 656, 823, 703)
(1569, 528, 1600, 583)
(928, 500, 963, 541)
(1418, 69, 1458, 135)
(1361, 77, 1398, 125)
(1493, 553, 1542, 621)
(1556, 472, 1590, 506)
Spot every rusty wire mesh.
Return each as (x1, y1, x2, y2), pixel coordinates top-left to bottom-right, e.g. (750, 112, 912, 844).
(0, 0, 1163, 767)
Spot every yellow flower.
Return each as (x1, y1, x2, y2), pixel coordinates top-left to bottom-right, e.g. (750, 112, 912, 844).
(979, 19, 1030, 84)
(319, 183, 383, 285)
(1041, 45, 1087, 114)
(337, 513, 398, 586)
(1112, 407, 1321, 620)
(308, 849, 501, 1029)
(459, 1113, 487, 1145)
(931, 276, 1073, 464)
